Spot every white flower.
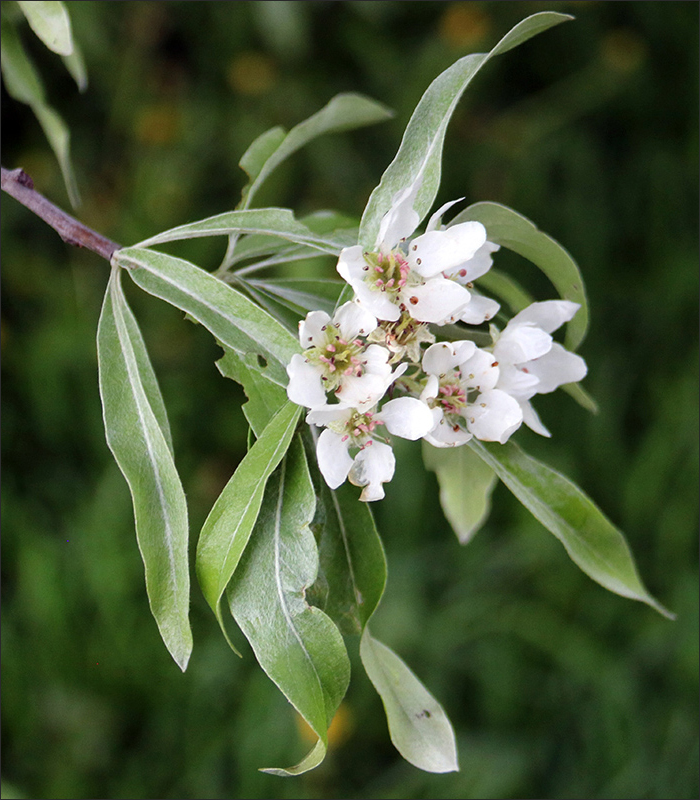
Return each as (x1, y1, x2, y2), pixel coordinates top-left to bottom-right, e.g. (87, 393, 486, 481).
(420, 341, 523, 446)
(337, 189, 488, 324)
(491, 300, 588, 436)
(307, 396, 434, 501)
(286, 302, 401, 410)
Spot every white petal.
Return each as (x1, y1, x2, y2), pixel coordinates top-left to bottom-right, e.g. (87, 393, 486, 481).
(286, 355, 327, 408)
(495, 363, 540, 397)
(334, 301, 378, 339)
(336, 245, 366, 284)
(352, 279, 401, 322)
(493, 324, 552, 364)
(424, 416, 472, 447)
(348, 441, 396, 501)
(378, 396, 435, 440)
(459, 348, 500, 391)
(425, 197, 465, 232)
(316, 429, 354, 489)
(519, 399, 551, 437)
(402, 277, 471, 324)
(466, 389, 523, 444)
(508, 300, 580, 334)
(458, 294, 500, 325)
(423, 340, 475, 376)
(306, 404, 353, 427)
(299, 310, 331, 348)
(407, 221, 487, 277)
(524, 343, 588, 395)
(446, 240, 500, 283)
(376, 182, 421, 251)
(420, 374, 440, 404)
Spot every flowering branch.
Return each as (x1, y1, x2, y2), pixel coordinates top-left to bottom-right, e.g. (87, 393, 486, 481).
(1, 166, 121, 262)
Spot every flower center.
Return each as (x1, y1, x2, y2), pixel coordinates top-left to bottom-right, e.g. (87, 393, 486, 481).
(362, 250, 410, 297)
(305, 325, 365, 391)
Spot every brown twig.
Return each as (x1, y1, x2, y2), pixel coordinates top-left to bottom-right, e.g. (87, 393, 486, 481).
(1, 166, 121, 262)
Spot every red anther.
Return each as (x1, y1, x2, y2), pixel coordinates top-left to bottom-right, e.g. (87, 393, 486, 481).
(453, 424, 461, 432)
(492, 361, 499, 367)
(375, 266, 384, 273)
(409, 296, 419, 305)
(375, 279, 384, 287)
(353, 428, 361, 436)
(342, 434, 349, 442)
(459, 269, 467, 277)
(386, 279, 395, 288)
(326, 344, 336, 352)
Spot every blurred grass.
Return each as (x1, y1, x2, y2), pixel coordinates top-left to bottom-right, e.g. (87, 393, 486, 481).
(1, 2, 698, 798)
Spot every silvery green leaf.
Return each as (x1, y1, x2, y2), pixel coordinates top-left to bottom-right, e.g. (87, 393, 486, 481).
(248, 277, 344, 316)
(360, 629, 459, 774)
(468, 439, 674, 618)
(134, 207, 348, 255)
(457, 201, 588, 350)
(113, 247, 301, 386)
(195, 401, 302, 649)
(358, 12, 572, 250)
(97, 268, 191, 670)
(477, 268, 534, 316)
(422, 441, 498, 544)
(216, 345, 288, 438)
(310, 469, 387, 636)
(18, 0, 73, 56)
(228, 438, 350, 775)
(1, 18, 80, 206)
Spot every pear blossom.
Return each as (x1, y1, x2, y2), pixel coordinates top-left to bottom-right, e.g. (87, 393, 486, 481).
(337, 188, 489, 325)
(286, 302, 401, 410)
(490, 300, 588, 436)
(307, 396, 434, 501)
(420, 340, 523, 446)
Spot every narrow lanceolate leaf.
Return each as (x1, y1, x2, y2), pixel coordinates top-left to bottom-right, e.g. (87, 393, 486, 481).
(1, 17, 79, 206)
(227, 438, 350, 776)
(458, 201, 589, 351)
(18, 1, 73, 56)
(240, 93, 393, 210)
(114, 247, 301, 388)
(360, 630, 459, 774)
(422, 441, 498, 544)
(468, 439, 675, 618)
(97, 268, 192, 670)
(247, 278, 345, 316)
(195, 401, 302, 648)
(306, 440, 387, 635)
(216, 345, 287, 438)
(132, 207, 349, 255)
(358, 12, 572, 249)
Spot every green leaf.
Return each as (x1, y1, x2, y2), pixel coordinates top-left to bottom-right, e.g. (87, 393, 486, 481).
(216, 345, 288, 437)
(114, 247, 301, 387)
(134, 207, 350, 255)
(195, 401, 302, 648)
(477, 268, 534, 316)
(1, 17, 80, 206)
(1, 18, 46, 104)
(227, 437, 350, 775)
(61, 39, 87, 92)
(309, 461, 387, 636)
(97, 267, 192, 670)
(468, 439, 674, 618)
(358, 12, 573, 250)
(457, 201, 588, 350)
(18, 0, 73, 56)
(360, 629, 459, 774)
(241, 93, 392, 211)
(247, 277, 344, 316)
(422, 441, 498, 544)
(32, 101, 80, 208)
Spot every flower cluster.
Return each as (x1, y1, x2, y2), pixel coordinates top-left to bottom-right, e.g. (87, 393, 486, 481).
(286, 193, 587, 500)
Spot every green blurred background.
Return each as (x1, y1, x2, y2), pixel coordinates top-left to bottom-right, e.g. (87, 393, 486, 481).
(2, 2, 698, 798)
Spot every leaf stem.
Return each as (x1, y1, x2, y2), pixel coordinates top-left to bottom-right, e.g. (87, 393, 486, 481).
(1, 165, 121, 261)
